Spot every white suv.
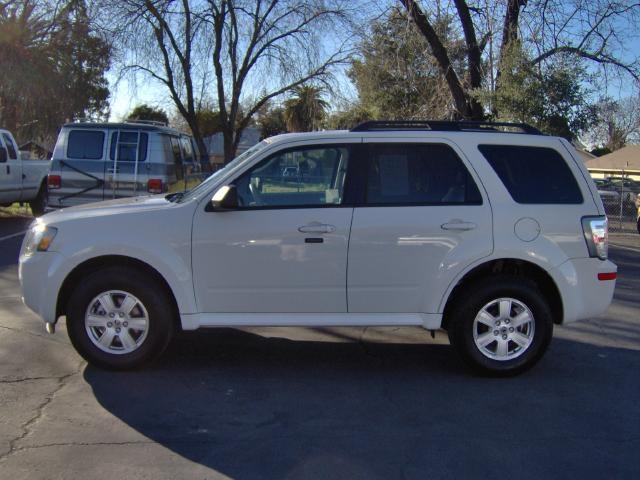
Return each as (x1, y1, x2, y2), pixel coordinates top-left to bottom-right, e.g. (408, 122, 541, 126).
(19, 121, 617, 375)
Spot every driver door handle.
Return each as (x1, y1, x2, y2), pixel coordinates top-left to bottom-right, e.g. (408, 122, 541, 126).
(298, 222, 336, 234)
(441, 220, 477, 231)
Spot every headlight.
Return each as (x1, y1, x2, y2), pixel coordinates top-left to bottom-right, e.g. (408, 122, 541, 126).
(23, 224, 58, 256)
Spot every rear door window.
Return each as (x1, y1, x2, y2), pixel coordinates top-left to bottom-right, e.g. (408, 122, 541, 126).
(109, 131, 148, 162)
(478, 145, 583, 204)
(67, 130, 105, 159)
(170, 137, 184, 180)
(1, 134, 17, 160)
(363, 143, 482, 205)
(179, 137, 194, 163)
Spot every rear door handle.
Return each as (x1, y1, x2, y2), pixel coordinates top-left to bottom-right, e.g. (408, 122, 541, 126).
(298, 222, 336, 234)
(441, 221, 477, 231)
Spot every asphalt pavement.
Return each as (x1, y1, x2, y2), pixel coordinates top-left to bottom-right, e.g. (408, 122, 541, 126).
(0, 217, 638, 479)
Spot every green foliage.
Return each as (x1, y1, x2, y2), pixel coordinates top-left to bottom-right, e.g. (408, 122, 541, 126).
(0, 0, 110, 142)
(283, 86, 328, 132)
(195, 109, 224, 137)
(325, 104, 375, 130)
(127, 104, 169, 124)
(349, 8, 461, 120)
(477, 43, 597, 139)
(257, 106, 287, 139)
(590, 147, 612, 157)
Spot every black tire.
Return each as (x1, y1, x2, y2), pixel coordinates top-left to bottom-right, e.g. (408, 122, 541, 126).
(447, 275, 554, 376)
(636, 217, 640, 235)
(66, 266, 175, 370)
(29, 182, 47, 216)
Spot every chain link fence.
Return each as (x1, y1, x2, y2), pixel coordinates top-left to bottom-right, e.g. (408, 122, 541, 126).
(590, 170, 639, 234)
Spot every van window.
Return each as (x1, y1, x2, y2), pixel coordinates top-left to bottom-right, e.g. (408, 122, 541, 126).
(2, 134, 17, 160)
(180, 137, 194, 163)
(478, 145, 583, 204)
(67, 130, 105, 160)
(364, 143, 482, 205)
(109, 131, 148, 162)
(170, 137, 184, 180)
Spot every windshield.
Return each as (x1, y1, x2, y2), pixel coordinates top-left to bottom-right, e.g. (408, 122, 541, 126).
(177, 141, 269, 203)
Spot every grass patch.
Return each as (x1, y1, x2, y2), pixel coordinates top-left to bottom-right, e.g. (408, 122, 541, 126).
(0, 203, 34, 218)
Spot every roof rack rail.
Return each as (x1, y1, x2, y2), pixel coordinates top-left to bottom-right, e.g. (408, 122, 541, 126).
(350, 120, 543, 135)
(124, 119, 168, 127)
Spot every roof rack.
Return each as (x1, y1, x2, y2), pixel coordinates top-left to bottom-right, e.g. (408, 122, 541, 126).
(350, 120, 543, 135)
(124, 119, 168, 127)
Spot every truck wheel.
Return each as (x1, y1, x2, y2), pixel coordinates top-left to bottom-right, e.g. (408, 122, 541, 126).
(447, 275, 553, 376)
(66, 266, 175, 370)
(29, 183, 47, 216)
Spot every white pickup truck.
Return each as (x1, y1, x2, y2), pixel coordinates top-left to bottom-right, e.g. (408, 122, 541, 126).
(0, 129, 49, 215)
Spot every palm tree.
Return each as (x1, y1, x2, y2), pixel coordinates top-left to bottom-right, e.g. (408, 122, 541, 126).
(283, 86, 329, 132)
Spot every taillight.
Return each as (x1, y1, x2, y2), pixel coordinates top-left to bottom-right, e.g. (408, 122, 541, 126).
(147, 178, 163, 193)
(581, 216, 608, 260)
(48, 174, 61, 189)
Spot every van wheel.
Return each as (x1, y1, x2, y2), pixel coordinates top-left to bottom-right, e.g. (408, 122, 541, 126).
(447, 275, 553, 376)
(66, 266, 174, 370)
(29, 183, 46, 216)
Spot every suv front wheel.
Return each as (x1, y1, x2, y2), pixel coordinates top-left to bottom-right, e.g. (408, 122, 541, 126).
(448, 275, 553, 376)
(66, 266, 175, 370)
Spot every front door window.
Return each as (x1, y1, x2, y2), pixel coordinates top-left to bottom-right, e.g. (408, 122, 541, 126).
(233, 146, 350, 208)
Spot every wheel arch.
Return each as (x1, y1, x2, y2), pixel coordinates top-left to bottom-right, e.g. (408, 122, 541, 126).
(56, 255, 182, 331)
(441, 258, 564, 330)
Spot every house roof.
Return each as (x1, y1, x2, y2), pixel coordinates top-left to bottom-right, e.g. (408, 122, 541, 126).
(19, 140, 53, 153)
(585, 145, 640, 170)
(204, 127, 261, 155)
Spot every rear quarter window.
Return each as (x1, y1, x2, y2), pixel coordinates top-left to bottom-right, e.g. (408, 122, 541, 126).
(478, 145, 583, 204)
(67, 130, 105, 160)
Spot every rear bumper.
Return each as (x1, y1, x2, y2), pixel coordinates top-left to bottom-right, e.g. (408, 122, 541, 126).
(550, 258, 617, 324)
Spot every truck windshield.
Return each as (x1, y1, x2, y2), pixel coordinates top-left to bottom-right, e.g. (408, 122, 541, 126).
(177, 141, 269, 203)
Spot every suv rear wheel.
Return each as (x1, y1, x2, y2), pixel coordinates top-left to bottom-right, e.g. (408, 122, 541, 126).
(66, 266, 174, 370)
(448, 275, 553, 376)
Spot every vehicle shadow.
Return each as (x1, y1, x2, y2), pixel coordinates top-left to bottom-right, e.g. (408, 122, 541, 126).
(83, 328, 640, 479)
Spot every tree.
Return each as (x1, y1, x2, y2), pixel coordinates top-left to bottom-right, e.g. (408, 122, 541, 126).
(127, 104, 169, 124)
(0, 0, 110, 142)
(206, 0, 351, 162)
(349, 7, 460, 120)
(283, 86, 328, 132)
(257, 105, 287, 139)
(109, 0, 352, 164)
(400, 0, 640, 121)
(475, 44, 598, 139)
(584, 96, 640, 151)
(195, 108, 224, 137)
(106, 0, 211, 168)
(325, 104, 374, 130)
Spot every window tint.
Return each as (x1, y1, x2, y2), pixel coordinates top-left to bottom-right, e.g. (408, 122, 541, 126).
(364, 143, 482, 205)
(478, 145, 583, 204)
(67, 130, 104, 160)
(109, 131, 148, 162)
(2, 134, 17, 159)
(233, 146, 350, 208)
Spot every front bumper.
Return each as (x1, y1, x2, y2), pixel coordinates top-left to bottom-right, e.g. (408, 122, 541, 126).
(550, 258, 617, 324)
(19, 251, 67, 325)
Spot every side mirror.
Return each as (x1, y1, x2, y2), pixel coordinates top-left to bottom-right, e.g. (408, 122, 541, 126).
(0, 147, 7, 163)
(209, 185, 239, 211)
